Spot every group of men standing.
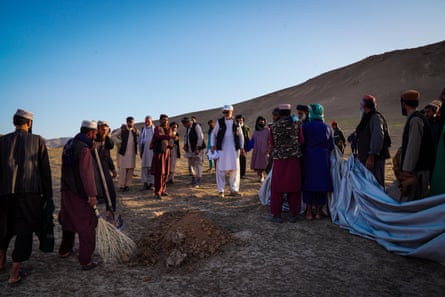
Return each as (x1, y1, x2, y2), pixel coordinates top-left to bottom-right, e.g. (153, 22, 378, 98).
(355, 89, 442, 202)
(1, 87, 444, 285)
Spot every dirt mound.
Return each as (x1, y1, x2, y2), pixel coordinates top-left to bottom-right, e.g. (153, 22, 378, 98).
(134, 211, 235, 267)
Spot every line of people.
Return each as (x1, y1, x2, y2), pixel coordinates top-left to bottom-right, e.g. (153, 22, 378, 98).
(266, 87, 445, 223)
(1, 87, 444, 284)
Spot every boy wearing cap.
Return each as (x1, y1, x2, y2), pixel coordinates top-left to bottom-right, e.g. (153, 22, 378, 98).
(0, 109, 53, 285)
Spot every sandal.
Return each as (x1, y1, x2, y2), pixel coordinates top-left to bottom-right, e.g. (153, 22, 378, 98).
(59, 248, 77, 258)
(7, 268, 27, 287)
(81, 261, 99, 271)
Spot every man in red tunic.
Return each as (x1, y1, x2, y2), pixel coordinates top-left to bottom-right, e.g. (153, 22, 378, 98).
(59, 120, 100, 270)
(269, 104, 304, 223)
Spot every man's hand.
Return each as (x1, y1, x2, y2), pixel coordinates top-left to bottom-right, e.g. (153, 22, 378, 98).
(365, 155, 375, 170)
(87, 196, 97, 207)
(398, 171, 416, 196)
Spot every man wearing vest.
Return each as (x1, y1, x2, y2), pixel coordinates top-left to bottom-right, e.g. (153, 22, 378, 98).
(398, 90, 434, 201)
(112, 116, 139, 192)
(235, 114, 250, 178)
(210, 105, 245, 198)
(356, 95, 391, 187)
(181, 117, 205, 187)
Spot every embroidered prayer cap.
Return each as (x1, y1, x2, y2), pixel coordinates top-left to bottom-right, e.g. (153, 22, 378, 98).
(81, 120, 97, 129)
(278, 104, 291, 110)
(15, 109, 34, 120)
(97, 120, 109, 127)
(222, 105, 234, 111)
(361, 95, 377, 109)
(401, 90, 420, 107)
(401, 90, 420, 101)
(309, 103, 324, 121)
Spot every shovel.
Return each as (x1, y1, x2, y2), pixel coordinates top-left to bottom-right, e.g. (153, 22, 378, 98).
(94, 148, 124, 230)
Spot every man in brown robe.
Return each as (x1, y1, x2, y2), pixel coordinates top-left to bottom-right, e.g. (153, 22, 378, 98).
(0, 109, 53, 285)
(150, 114, 173, 199)
(59, 120, 100, 270)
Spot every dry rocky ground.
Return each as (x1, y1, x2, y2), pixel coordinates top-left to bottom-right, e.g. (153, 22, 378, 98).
(1, 147, 445, 297)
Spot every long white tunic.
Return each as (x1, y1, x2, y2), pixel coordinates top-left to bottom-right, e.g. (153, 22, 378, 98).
(211, 118, 244, 171)
(112, 127, 137, 169)
(139, 125, 155, 167)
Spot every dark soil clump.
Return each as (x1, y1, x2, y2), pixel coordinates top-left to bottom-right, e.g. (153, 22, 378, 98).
(134, 211, 235, 267)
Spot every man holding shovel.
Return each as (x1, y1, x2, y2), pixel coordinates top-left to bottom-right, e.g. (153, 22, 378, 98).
(95, 121, 117, 219)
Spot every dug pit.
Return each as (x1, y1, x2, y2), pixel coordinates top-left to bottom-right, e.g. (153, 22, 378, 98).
(134, 210, 235, 267)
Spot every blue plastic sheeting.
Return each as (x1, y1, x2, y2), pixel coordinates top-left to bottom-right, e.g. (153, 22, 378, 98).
(329, 154, 445, 265)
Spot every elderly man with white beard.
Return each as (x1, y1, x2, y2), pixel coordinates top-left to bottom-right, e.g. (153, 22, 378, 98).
(210, 105, 245, 198)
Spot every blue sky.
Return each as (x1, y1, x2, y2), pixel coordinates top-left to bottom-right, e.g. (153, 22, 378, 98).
(1, 0, 444, 139)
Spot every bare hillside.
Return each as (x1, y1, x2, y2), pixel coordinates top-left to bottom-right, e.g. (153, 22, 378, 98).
(47, 40, 445, 149)
(167, 40, 445, 149)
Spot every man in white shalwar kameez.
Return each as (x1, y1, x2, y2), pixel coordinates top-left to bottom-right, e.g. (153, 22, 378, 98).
(210, 105, 245, 197)
(139, 115, 155, 190)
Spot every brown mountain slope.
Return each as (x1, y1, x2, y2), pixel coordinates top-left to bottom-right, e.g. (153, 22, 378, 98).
(52, 41, 443, 149)
(163, 40, 445, 149)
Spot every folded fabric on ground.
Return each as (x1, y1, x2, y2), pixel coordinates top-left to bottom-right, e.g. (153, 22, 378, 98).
(329, 154, 445, 265)
(259, 170, 290, 212)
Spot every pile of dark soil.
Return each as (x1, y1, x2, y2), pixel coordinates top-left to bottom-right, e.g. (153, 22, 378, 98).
(134, 211, 235, 267)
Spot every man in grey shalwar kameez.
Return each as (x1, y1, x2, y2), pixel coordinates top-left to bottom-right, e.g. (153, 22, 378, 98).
(139, 116, 155, 190)
(399, 90, 435, 201)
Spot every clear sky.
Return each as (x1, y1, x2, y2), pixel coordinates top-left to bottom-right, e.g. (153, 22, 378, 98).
(1, 0, 444, 139)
